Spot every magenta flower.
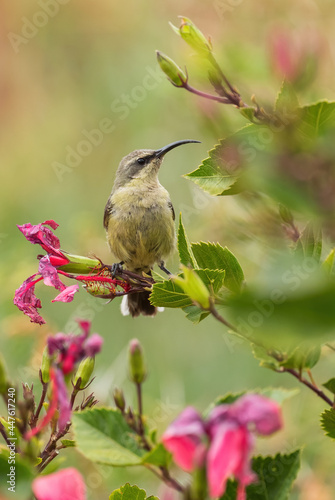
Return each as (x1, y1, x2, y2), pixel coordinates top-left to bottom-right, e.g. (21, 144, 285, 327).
(47, 320, 103, 375)
(32, 467, 87, 500)
(162, 407, 207, 471)
(14, 220, 131, 324)
(162, 394, 282, 499)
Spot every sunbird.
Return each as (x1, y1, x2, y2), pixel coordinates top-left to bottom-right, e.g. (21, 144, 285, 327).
(104, 139, 200, 317)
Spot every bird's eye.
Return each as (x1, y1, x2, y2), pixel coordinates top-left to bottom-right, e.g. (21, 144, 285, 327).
(137, 158, 146, 165)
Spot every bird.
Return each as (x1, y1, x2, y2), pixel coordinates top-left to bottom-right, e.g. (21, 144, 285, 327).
(104, 139, 200, 317)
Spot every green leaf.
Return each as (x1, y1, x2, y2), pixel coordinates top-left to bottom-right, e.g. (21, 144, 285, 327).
(151, 268, 225, 309)
(298, 221, 322, 261)
(184, 126, 262, 196)
(151, 279, 192, 308)
(320, 409, 335, 439)
(275, 80, 299, 114)
(60, 439, 76, 447)
(252, 344, 281, 371)
(191, 242, 244, 293)
(183, 304, 210, 323)
(142, 443, 171, 467)
(323, 249, 335, 275)
(239, 107, 256, 123)
(72, 408, 146, 466)
(0, 450, 35, 500)
(109, 483, 159, 500)
(259, 387, 299, 405)
(298, 101, 335, 140)
(280, 343, 321, 371)
(178, 213, 196, 267)
(322, 378, 335, 395)
(220, 450, 301, 500)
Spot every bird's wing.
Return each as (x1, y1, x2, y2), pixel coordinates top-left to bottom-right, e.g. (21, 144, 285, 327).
(103, 199, 113, 229)
(168, 200, 175, 221)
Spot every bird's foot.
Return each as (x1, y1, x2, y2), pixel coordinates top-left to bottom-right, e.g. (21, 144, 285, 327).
(109, 261, 124, 278)
(158, 261, 172, 276)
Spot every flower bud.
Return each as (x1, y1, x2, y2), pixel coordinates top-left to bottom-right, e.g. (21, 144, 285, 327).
(40, 347, 52, 384)
(173, 266, 211, 310)
(0, 354, 8, 394)
(74, 356, 95, 389)
(170, 17, 212, 55)
(156, 51, 187, 87)
(113, 388, 126, 412)
(128, 339, 147, 384)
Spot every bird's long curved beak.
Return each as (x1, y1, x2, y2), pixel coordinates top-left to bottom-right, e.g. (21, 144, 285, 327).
(154, 139, 201, 158)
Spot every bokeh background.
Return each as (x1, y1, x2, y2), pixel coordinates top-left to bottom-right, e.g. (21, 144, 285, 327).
(1, 1, 335, 498)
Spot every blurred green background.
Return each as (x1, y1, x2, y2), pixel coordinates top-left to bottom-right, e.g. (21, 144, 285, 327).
(1, 1, 335, 498)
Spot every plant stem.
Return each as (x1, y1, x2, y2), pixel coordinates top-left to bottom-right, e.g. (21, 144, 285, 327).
(30, 374, 48, 429)
(145, 464, 185, 493)
(136, 382, 144, 436)
(209, 305, 334, 407)
(283, 369, 333, 406)
(183, 82, 232, 104)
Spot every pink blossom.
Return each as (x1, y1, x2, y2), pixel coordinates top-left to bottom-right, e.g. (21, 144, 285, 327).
(162, 394, 282, 498)
(162, 407, 206, 471)
(18, 220, 62, 256)
(52, 284, 80, 303)
(13, 274, 45, 325)
(32, 467, 87, 500)
(47, 320, 103, 375)
(55, 368, 72, 431)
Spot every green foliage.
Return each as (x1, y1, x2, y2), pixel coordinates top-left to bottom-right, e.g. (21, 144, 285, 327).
(109, 483, 158, 500)
(72, 408, 146, 466)
(275, 80, 299, 114)
(177, 213, 196, 267)
(221, 450, 301, 500)
(151, 217, 244, 318)
(142, 443, 171, 468)
(320, 409, 335, 439)
(184, 125, 262, 196)
(322, 378, 335, 395)
(191, 243, 244, 293)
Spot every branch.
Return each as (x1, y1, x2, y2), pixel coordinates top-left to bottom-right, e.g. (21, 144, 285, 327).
(209, 304, 333, 407)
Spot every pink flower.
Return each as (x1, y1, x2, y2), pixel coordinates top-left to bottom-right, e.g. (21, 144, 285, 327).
(162, 394, 282, 498)
(52, 284, 80, 303)
(162, 407, 206, 471)
(47, 320, 103, 375)
(13, 274, 45, 325)
(32, 467, 87, 500)
(55, 368, 72, 431)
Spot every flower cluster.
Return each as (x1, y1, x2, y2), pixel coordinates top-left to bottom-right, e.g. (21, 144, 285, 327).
(14, 220, 132, 324)
(162, 394, 282, 499)
(25, 320, 103, 440)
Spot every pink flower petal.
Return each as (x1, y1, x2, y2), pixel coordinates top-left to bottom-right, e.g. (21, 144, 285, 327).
(32, 467, 86, 500)
(39, 255, 66, 291)
(207, 422, 254, 498)
(231, 394, 282, 435)
(17, 220, 61, 253)
(55, 369, 72, 431)
(84, 333, 104, 357)
(162, 407, 206, 472)
(52, 284, 79, 303)
(13, 274, 45, 325)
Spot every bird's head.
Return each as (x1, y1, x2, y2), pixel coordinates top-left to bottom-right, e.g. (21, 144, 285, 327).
(113, 139, 200, 189)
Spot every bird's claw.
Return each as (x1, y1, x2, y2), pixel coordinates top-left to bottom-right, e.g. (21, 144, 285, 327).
(110, 262, 124, 278)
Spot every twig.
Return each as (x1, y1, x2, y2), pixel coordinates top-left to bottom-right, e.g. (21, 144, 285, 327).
(30, 371, 48, 429)
(282, 368, 333, 407)
(144, 464, 185, 493)
(209, 304, 333, 407)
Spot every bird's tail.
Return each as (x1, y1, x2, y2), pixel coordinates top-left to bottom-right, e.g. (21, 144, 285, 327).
(121, 290, 157, 317)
